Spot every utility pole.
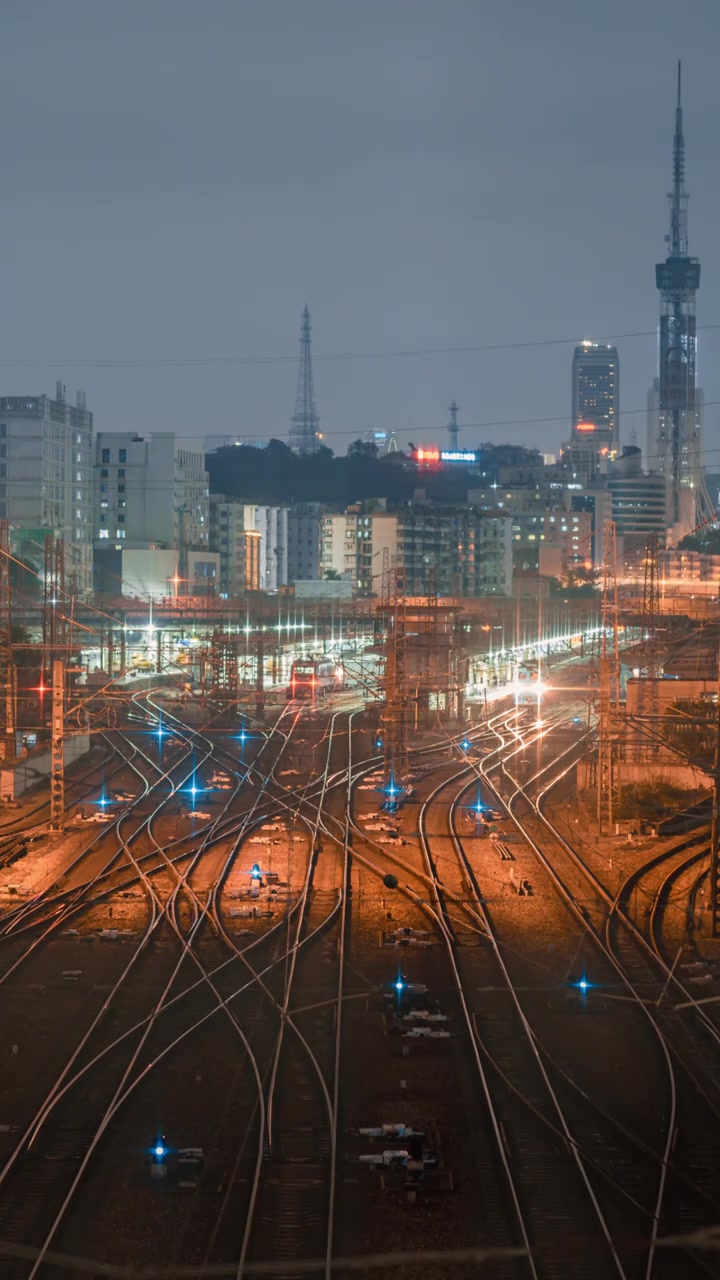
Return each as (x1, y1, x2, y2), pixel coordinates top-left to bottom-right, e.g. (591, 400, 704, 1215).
(50, 658, 65, 833)
(0, 521, 15, 758)
(597, 521, 620, 832)
(641, 532, 660, 679)
(711, 645, 720, 937)
(381, 550, 408, 786)
(255, 630, 265, 718)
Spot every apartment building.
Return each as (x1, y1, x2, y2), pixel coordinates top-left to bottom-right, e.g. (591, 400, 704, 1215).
(93, 432, 209, 554)
(0, 384, 93, 591)
(210, 497, 288, 595)
(320, 504, 512, 597)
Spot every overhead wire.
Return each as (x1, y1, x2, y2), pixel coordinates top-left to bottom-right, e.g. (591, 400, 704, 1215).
(1, 320, 719, 368)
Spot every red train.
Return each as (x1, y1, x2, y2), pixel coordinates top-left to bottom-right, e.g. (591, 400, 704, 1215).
(289, 657, 342, 699)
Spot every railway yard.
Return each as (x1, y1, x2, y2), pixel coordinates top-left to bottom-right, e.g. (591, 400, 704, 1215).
(0, 681, 719, 1280)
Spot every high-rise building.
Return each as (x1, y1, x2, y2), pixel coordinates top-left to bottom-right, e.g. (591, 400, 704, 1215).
(651, 63, 702, 536)
(0, 384, 94, 592)
(93, 433, 209, 557)
(571, 342, 620, 446)
(209, 497, 288, 596)
(607, 447, 668, 575)
(287, 503, 323, 583)
(0, 384, 93, 538)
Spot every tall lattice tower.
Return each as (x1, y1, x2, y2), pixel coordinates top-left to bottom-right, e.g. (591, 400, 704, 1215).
(447, 401, 459, 452)
(653, 62, 702, 535)
(289, 305, 321, 454)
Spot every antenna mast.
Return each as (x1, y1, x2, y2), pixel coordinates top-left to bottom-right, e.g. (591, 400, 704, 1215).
(289, 305, 321, 454)
(447, 401, 459, 452)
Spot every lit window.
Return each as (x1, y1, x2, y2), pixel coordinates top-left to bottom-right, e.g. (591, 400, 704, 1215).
(98, 529, 109, 539)
(116, 529, 125, 539)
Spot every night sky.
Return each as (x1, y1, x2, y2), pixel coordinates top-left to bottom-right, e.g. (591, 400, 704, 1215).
(0, 0, 717, 463)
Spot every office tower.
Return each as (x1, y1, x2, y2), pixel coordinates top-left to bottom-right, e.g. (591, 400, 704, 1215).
(571, 342, 620, 446)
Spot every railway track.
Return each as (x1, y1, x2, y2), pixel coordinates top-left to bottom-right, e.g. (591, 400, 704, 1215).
(477, 707, 720, 1277)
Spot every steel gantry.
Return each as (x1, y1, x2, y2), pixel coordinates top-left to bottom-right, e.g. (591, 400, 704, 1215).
(380, 551, 409, 787)
(0, 520, 15, 755)
(597, 521, 621, 832)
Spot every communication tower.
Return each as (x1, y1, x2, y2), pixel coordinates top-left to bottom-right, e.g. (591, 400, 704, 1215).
(654, 62, 703, 533)
(289, 305, 321, 454)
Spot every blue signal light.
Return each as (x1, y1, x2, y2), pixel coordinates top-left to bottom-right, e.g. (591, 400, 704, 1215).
(461, 739, 471, 751)
(154, 1145, 165, 1158)
(251, 864, 261, 878)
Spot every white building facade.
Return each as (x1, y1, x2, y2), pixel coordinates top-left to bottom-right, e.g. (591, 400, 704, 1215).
(93, 432, 209, 555)
(0, 385, 93, 591)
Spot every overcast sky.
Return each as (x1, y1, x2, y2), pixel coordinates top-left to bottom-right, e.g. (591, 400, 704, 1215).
(0, 0, 717, 463)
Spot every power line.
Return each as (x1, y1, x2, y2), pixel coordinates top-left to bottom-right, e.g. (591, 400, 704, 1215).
(1, 322, 720, 369)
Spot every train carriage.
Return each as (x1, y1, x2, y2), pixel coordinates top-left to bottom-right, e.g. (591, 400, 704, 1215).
(289, 658, 342, 699)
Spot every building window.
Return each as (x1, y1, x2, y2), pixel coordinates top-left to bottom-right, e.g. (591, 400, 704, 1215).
(0, 465, 6, 479)
(118, 484, 125, 494)
(118, 448, 126, 463)
(118, 468, 125, 478)
(100, 468, 108, 479)
(101, 448, 110, 463)
(117, 513, 125, 523)
(100, 500, 109, 509)
(98, 529, 109, 539)
(116, 529, 126, 538)
(0, 425, 6, 438)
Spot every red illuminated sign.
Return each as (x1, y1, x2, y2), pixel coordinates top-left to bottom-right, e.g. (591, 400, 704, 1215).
(575, 422, 596, 433)
(416, 447, 441, 463)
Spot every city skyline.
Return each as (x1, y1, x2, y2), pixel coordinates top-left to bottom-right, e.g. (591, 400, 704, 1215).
(0, 3, 717, 463)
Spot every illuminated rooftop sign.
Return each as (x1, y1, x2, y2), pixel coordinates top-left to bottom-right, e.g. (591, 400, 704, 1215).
(441, 450, 477, 463)
(575, 422, 596, 433)
(416, 448, 441, 462)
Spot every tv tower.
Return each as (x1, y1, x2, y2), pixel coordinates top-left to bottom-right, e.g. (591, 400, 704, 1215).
(653, 61, 702, 534)
(289, 305, 321, 454)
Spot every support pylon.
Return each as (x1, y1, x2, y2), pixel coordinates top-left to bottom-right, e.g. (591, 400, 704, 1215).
(50, 657, 65, 833)
(381, 550, 408, 786)
(709, 635, 720, 934)
(0, 521, 15, 755)
(597, 521, 620, 832)
(641, 531, 660, 679)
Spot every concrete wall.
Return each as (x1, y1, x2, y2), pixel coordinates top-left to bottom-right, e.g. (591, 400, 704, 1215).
(0, 733, 91, 800)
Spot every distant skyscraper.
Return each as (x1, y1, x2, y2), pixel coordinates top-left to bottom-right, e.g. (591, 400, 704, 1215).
(650, 62, 702, 535)
(571, 342, 620, 447)
(289, 305, 321, 454)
